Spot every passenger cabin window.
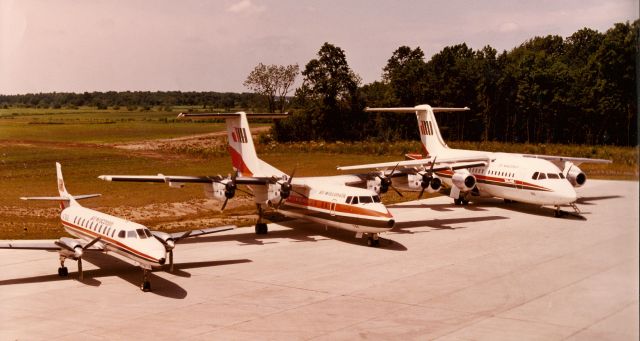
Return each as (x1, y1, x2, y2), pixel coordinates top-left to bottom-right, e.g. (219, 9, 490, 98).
(136, 229, 148, 239)
(127, 230, 137, 238)
(373, 195, 381, 203)
(359, 196, 373, 204)
(118, 230, 125, 238)
(547, 173, 560, 179)
(345, 196, 352, 204)
(111, 229, 115, 238)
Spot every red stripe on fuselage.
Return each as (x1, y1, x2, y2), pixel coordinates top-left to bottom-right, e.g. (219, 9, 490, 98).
(61, 220, 160, 263)
(286, 194, 392, 219)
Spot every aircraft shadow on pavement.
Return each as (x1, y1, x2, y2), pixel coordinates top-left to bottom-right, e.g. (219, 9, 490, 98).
(389, 202, 490, 212)
(392, 215, 508, 233)
(0, 253, 250, 299)
(576, 195, 622, 205)
(178, 222, 409, 251)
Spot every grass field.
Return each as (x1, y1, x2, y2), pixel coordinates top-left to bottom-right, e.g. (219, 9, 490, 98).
(1, 107, 637, 239)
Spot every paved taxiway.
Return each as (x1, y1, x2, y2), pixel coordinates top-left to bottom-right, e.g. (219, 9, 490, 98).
(1, 180, 638, 340)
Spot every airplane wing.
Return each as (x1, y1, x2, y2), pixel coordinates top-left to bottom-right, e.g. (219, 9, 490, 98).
(0, 239, 103, 251)
(20, 194, 101, 201)
(337, 156, 490, 171)
(155, 225, 236, 244)
(99, 174, 275, 186)
(522, 154, 612, 166)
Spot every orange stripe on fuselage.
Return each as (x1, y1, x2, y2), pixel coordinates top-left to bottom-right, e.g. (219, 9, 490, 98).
(286, 194, 392, 218)
(62, 220, 159, 263)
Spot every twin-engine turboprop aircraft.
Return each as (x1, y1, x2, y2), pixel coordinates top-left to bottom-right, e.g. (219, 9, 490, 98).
(0, 163, 234, 291)
(100, 113, 396, 247)
(338, 105, 612, 216)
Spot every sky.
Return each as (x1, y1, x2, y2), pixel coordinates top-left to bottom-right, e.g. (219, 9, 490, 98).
(0, 0, 637, 94)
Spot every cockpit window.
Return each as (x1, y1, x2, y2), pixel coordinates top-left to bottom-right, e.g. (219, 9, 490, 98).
(532, 172, 539, 180)
(351, 196, 359, 204)
(136, 228, 148, 239)
(144, 229, 152, 237)
(559, 173, 565, 179)
(118, 230, 125, 238)
(359, 196, 373, 204)
(547, 173, 560, 179)
(345, 196, 352, 204)
(127, 230, 137, 238)
(538, 173, 547, 180)
(372, 195, 381, 203)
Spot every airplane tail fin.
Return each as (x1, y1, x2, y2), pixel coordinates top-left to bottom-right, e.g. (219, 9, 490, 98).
(365, 105, 469, 157)
(178, 112, 285, 177)
(21, 163, 100, 209)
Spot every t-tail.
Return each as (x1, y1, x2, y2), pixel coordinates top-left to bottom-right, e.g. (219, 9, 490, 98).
(365, 105, 469, 157)
(178, 112, 286, 178)
(21, 162, 101, 209)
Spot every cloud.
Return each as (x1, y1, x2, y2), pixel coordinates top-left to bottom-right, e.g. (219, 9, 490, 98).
(499, 22, 519, 33)
(227, 0, 265, 14)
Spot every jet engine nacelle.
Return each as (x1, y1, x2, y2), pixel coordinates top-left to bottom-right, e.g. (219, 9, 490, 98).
(566, 165, 587, 187)
(425, 176, 442, 193)
(57, 237, 83, 259)
(151, 231, 175, 250)
(451, 170, 476, 191)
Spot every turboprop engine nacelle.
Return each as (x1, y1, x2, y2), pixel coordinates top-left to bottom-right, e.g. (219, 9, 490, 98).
(451, 170, 476, 191)
(267, 183, 282, 202)
(566, 164, 587, 187)
(57, 237, 83, 259)
(407, 173, 442, 193)
(367, 177, 382, 194)
(204, 180, 236, 201)
(151, 231, 175, 250)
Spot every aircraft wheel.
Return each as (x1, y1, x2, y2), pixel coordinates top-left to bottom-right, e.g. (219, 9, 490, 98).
(367, 237, 380, 247)
(255, 223, 268, 234)
(141, 281, 151, 292)
(461, 199, 469, 205)
(454, 199, 461, 206)
(58, 267, 68, 277)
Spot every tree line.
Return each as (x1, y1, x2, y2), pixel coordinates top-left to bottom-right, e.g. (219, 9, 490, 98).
(275, 20, 637, 146)
(2, 20, 636, 146)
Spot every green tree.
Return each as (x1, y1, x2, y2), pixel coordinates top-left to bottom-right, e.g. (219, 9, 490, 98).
(244, 63, 299, 113)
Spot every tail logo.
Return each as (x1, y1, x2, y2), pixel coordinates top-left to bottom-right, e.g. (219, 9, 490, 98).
(231, 127, 248, 143)
(57, 178, 65, 193)
(420, 121, 434, 136)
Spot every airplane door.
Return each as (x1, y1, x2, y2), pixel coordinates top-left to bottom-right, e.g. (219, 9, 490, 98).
(330, 199, 337, 216)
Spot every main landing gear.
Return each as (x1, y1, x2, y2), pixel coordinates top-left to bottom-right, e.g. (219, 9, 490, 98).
(554, 203, 582, 218)
(58, 255, 82, 279)
(255, 204, 269, 234)
(453, 198, 469, 205)
(141, 269, 151, 292)
(366, 234, 380, 247)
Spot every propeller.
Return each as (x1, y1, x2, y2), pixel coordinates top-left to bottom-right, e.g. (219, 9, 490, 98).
(78, 237, 101, 280)
(275, 168, 296, 210)
(418, 157, 437, 199)
(377, 163, 403, 197)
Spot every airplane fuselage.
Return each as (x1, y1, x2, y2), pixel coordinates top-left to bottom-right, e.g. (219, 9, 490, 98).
(60, 206, 167, 269)
(277, 180, 395, 234)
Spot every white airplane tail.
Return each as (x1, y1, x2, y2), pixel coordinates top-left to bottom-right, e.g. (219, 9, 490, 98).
(365, 105, 469, 157)
(225, 112, 285, 177)
(21, 163, 100, 209)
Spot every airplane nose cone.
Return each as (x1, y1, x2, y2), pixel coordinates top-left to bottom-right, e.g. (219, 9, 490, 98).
(158, 257, 166, 265)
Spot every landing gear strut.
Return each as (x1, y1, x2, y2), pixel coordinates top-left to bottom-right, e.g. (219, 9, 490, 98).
(58, 255, 68, 277)
(255, 204, 269, 234)
(141, 269, 151, 292)
(366, 234, 380, 247)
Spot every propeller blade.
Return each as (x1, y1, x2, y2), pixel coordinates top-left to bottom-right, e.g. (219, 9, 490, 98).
(83, 236, 102, 250)
(429, 156, 437, 173)
(221, 197, 229, 211)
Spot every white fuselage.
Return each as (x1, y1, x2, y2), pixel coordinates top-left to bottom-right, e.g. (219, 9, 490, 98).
(276, 179, 395, 234)
(433, 150, 577, 205)
(60, 206, 167, 269)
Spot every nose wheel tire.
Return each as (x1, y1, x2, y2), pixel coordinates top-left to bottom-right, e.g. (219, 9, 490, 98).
(255, 223, 268, 234)
(58, 267, 68, 277)
(367, 236, 380, 247)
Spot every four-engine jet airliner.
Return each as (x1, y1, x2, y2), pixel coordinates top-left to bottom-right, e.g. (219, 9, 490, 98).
(100, 113, 395, 246)
(0, 163, 234, 291)
(338, 105, 612, 216)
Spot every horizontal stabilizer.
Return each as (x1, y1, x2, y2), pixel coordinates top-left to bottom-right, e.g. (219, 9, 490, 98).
(20, 194, 101, 201)
(364, 106, 470, 113)
(177, 112, 288, 119)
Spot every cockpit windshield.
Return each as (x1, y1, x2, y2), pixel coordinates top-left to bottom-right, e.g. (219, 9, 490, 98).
(136, 228, 148, 239)
(359, 196, 373, 204)
(532, 171, 565, 180)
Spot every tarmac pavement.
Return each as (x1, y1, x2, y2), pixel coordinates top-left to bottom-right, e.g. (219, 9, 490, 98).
(0, 179, 637, 340)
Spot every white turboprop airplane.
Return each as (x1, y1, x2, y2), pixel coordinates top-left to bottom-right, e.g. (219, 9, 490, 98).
(338, 105, 612, 216)
(0, 163, 234, 291)
(100, 113, 396, 247)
